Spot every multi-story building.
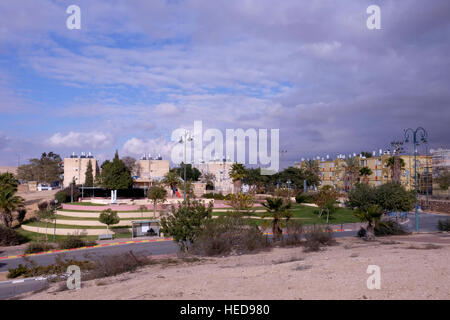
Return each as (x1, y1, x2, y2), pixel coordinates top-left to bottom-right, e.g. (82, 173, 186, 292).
(431, 148, 450, 197)
(296, 152, 432, 193)
(133, 155, 170, 189)
(194, 160, 234, 195)
(63, 152, 98, 188)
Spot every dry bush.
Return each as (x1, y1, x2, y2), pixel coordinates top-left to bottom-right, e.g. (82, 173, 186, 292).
(191, 216, 270, 256)
(85, 251, 154, 280)
(281, 220, 303, 246)
(303, 226, 336, 252)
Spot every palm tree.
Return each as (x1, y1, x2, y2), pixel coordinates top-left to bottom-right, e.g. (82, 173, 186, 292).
(385, 156, 405, 183)
(162, 171, 181, 197)
(229, 163, 246, 194)
(148, 185, 167, 218)
(262, 197, 293, 240)
(359, 167, 373, 184)
(342, 158, 360, 190)
(0, 187, 25, 228)
(354, 205, 384, 239)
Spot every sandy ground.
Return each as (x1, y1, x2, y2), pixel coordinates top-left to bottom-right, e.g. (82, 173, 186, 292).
(17, 233, 450, 300)
(16, 189, 58, 223)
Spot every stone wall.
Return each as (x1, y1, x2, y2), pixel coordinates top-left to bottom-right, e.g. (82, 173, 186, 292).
(419, 199, 450, 214)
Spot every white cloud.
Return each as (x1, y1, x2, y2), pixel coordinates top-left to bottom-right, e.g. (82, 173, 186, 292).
(47, 131, 113, 149)
(122, 137, 173, 159)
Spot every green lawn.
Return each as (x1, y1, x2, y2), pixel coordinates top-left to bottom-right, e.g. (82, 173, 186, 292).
(66, 202, 107, 206)
(211, 204, 359, 226)
(15, 228, 132, 243)
(59, 208, 153, 213)
(54, 215, 152, 221)
(24, 221, 131, 230)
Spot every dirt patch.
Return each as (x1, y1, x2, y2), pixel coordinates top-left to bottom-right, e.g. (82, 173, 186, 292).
(14, 234, 450, 300)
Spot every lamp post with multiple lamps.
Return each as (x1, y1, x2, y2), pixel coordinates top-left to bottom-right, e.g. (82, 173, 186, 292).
(404, 127, 428, 232)
(179, 130, 193, 202)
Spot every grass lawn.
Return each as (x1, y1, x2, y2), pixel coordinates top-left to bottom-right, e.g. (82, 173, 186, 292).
(59, 208, 153, 213)
(15, 228, 133, 243)
(66, 202, 106, 206)
(54, 215, 152, 221)
(211, 204, 359, 226)
(24, 221, 130, 230)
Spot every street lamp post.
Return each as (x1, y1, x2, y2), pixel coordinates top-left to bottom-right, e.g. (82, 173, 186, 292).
(404, 127, 428, 232)
(179, 130, 193, 202)
(53, 199, 58, 242)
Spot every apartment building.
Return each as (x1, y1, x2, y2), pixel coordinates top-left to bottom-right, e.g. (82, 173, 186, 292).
(296, 153, 432, 193)
(194, 160, 234, 195)
(133, 155, 170, 189)
(63, 152, 98, 188)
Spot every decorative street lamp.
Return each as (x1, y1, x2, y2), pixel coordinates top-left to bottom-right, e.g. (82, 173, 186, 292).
(404, 127, 428, 232)
(179, 130, 193, 202)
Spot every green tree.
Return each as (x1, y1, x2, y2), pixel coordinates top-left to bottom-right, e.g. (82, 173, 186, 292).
(17, 152, 62, 184)
(0, 173, 19, 192)
(229, 163, 246, 193)
(342, 157, 360, 189)
(99, 209, 120, 234)
(262, 197, 293, 240)
(359, 167, 373, 184)
(97, 151, 133, 190)
(385, 156, 406, 183)
(375, 182, 415, 213)
(0, 187, 25, 228)
(346, 183, 377, 212)
(148, 185, 167, 218)
(160, 199, 213, 251)
(243, 168, 269, 194)
(162, 171, 182, 191)
(354, 205, 384, 239)
(172, 163, 201, 182)
(84, 160, 94, 187)
(36, 201, 57, 243)
(224, 193, 254, 214)
(436, 169, 450, 190)
(314, 185, 339, 223)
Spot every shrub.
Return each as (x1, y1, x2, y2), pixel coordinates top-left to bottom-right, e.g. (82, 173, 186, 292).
(437, 219, 450, 231)
(160, 199, 213, 251)
(203, 192, 225, 200)
(85, 251, 153, 280)
(58, 235, 96, 249)
(303, 226, 335, 252)
(192, 216, 270, 256)
(7, 264, 30, 278)
(54, 187, 81, 203)
(374, 219, 408, 236)
(282, 220, 303, 246)
(0, 226, 26, 246)
(295, 193, 314, 204)
(24, 241, 55, 254)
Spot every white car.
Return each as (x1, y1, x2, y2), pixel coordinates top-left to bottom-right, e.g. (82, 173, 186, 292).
(37, 184, 53, 191)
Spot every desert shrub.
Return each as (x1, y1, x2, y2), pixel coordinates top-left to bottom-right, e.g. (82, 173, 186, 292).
(85, 251, 153, 280)
(374, 219, 408, 236)
(295, 193, 314, 204)
(437, 219, 450, 231)
(303, 226, 335, 252)
(0, 226, 26, 246)
(203, 192, 225, 200)
(58, 235, 96, 249)
(7, 255, 93, 279)
(192, 216, 270, 256)
(281, 220, 303, 246)
(24, 241, 55, 254)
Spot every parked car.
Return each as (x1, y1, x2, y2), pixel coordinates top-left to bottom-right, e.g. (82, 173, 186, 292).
(37, 183, 53, 191)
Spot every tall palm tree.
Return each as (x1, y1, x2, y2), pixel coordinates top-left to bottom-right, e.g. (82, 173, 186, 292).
(385, 156, 405, 183)
(262, 197, 292, 240)
(162, 171, 181, 197)
(229, 163, 246, 194)
(359, 167, 373, 185)
(342, 158, 360, 190)
(0, 187, 25, 228)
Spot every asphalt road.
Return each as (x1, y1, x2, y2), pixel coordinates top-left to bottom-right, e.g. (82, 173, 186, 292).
(0, 211, 446, 300)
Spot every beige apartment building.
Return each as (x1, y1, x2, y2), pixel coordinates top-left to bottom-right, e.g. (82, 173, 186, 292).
(296, 153, 432, 193)
(195, 160, 234, 195)
(133, 157, 170, 189)
(63, 153, 98, 188)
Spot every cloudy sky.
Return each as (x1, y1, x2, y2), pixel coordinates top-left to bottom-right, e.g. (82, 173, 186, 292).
(0, 0, 449, 168)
